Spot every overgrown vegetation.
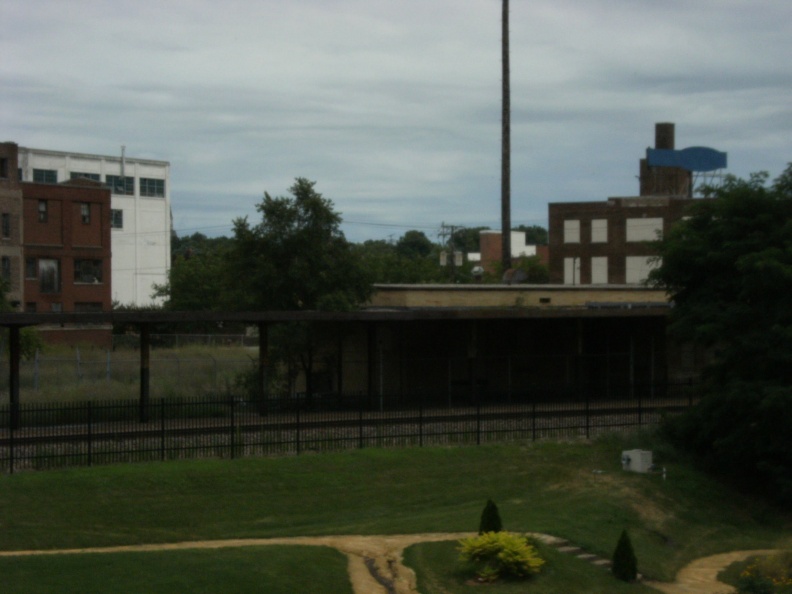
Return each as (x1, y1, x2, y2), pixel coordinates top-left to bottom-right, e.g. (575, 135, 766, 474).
(720, 552, 792, 594)
(650, 164, 792, 505)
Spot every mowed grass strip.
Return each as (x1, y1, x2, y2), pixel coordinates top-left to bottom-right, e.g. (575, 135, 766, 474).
(1, 433, 790, 583)
(0, 545, 352, 594)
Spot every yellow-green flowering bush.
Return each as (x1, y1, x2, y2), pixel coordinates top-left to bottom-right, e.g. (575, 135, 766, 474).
(738, 553, 792, 594)
(458, 531, 545, 582)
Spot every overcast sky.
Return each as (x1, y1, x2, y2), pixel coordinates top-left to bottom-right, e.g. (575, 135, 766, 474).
(3, 0, 790, 243)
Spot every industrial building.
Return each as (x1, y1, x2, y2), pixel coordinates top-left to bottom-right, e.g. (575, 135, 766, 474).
(16, 145, 171, 306)
(548, 123, 727, 285)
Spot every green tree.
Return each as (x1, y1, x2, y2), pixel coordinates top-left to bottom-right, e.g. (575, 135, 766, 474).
(478, 499, 503, 534)
(226, 178, 371, 311)
(514, 224, 548, 245)
(395, 230, 433, 258)
(611, 529, 638, 582)
(649, 165, 792, 504)
(153, 236, 232, 311)
(225, 179, 372, 401)
(353, 236, 444, 284)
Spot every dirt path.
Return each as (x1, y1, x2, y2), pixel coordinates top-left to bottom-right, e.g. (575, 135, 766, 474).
(0, 536, 783, 594)
(644, 549, 780, 594)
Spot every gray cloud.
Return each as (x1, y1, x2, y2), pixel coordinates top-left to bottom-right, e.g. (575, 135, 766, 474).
(2, 0, 790, 243)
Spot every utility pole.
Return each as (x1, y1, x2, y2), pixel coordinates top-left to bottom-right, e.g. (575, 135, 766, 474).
(439, 222, 464, 282)
(501, 0, 512, 271)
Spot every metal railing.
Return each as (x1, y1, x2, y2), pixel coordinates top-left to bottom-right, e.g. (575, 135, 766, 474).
(0, 382, 696, 473)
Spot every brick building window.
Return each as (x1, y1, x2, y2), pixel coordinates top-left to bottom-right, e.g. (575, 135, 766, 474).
(81, 203, 91, 224)
(563, 257, 581, 285)
(1, 256, 10, 283)
(0, 158, 8, 178)
(591, 257, 608, 284)
(626, 256, 660, 284)
(626, 218, 663, 242)
(25, 258, 37, 279)
(38, 200, 48, 223)
(140, 178, 165, 197)
(106, 175, 134, 195)
(70, 172, 100, 182)
(74, 259, 103, 283)
(1, 213, 10, 238)
(39, 259, 60, 293)
(591, 219, 608, 243)
(111, 209, 123, 229)
(33, 169, 57, 184)
(563, 220, 580, 243)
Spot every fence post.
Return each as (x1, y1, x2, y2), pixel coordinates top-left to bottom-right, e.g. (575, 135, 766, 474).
(419, 403, 423, 447)
(532, 398, 537, 442)
(34, 349, 40, 391)
(87, 401, 93, 467)
(585, 391, 590, 440)
(160, 398, 166, 461)
(476, 403, 481, 446)
(638, 390, 643, 427)
(106, 350, 111, 382)
(9, 421, 14, 474)
(295, 408, 301, 455)
(358, 404, 364, 449)
(230, 397, 236, 459)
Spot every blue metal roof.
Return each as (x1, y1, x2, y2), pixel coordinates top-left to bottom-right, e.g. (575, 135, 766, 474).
(647, 146, 727, 172)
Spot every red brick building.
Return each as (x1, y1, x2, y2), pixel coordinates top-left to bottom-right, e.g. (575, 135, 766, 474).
(0, 142, 24, 307)
(4, 141, 113, 344)
(21, 173, 112, 345)
(548, 123, 715, 285)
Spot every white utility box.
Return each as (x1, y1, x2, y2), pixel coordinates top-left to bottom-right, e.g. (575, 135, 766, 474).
(621, 449, 653, 473)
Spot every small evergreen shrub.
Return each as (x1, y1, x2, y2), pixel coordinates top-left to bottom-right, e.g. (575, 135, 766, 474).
(478, 498, 503, 534)
(458, 531, 545, 582)
(612, 529, 638, 582)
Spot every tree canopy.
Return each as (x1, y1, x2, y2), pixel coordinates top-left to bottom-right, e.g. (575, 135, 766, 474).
(226, 178, 371, 311)
(649, 164, 792, 504)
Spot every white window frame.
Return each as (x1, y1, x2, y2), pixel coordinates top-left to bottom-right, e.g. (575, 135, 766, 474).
(563, 220, 580, 243)
(591, 219, 608, 243)
(625, 256, 660, 284)
(563, 257, 581, 285)
(591, 256, 608, 284)
(626, 217, 663, 242)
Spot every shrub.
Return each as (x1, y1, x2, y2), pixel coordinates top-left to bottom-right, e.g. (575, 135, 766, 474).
(458, 531, 544, 582)
(612, 529, 638, 582)
(478, 498, 503, 534)
(738, 553, 792, 594)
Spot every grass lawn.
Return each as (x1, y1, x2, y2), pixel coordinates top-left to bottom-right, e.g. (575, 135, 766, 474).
(0, 545, 352, 594)
(1, 431, 790, 591)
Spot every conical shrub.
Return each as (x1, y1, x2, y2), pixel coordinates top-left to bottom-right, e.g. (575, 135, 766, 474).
(612, 529, 638, 582)
(478, 499, 503, 534)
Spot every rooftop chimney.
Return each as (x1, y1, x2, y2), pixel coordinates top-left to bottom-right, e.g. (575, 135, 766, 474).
(655, 122, 675, 150)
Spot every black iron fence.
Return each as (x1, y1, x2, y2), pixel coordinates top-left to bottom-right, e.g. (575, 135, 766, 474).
(0, 382, 696, 473)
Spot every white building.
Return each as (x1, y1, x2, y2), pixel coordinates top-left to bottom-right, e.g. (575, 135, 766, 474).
(18, 147, 171, 306)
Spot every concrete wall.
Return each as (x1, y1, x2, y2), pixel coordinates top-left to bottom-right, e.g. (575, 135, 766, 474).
(370, 284, 669, 309)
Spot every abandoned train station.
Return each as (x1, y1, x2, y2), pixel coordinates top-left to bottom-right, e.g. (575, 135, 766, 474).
(1, 284, 699, 421)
